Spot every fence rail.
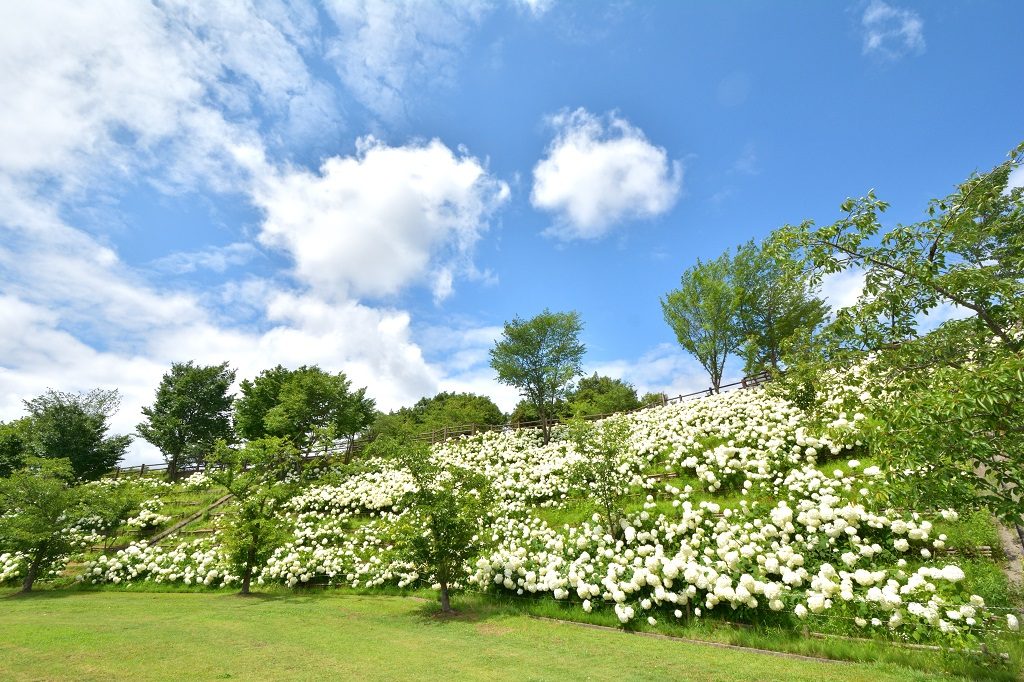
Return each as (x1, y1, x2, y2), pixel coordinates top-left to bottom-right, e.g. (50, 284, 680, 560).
(112, 371, 772, 478)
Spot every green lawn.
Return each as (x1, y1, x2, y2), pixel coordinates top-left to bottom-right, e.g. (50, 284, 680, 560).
(0, 591, 961, 681)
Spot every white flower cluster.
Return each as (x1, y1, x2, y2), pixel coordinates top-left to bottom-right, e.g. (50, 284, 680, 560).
(0, 551, 25, 583)
(83, 538, 236, 587)
(125, 497, 172, 530)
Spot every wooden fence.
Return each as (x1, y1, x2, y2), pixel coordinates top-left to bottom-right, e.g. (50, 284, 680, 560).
(112, 371, 772, 478)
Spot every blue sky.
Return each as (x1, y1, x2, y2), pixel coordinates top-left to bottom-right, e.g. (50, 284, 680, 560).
(1, 1, 1022, 464)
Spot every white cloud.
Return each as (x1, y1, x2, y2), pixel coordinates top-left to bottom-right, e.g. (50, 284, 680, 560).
(514, 0, 555, 17)
(861, 1, 925, 60)
(253, 136, 509, 301)
(322, 0, 489, 120)
(0, 2, 514, 467)
(732, 144, 759, 175)
(589, 343, 723, 399)
(531, 108, 683, 240)
(151, 243, 260, 274)
(1008, 165, 1024, 191)
(819, 269, 866, 311)
(0, 0, 334, 197)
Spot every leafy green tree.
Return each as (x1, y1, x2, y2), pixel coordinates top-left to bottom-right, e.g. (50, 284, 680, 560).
(0, 458, 97, 592)
(24, 389, 132, 481)
(640, 392, 668, 408)
(569, 374, 640, 417)
(490, 309, 586, 443)
(396, 442, 492, 613)
(661, 254, 743, 392)
(0, 418, 31, 477)
(776, 142, 1024, 355)
(370, 392, 505, 441)
(733, 239, 828, 373)
(567, 416, 633, 541)
(235, 365, 375, 457)
(137, 361, 236, 481)
(773, 143, 1024, 526)
(207, 437, 300, 595)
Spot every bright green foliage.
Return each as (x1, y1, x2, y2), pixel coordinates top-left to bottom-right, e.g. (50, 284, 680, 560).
(733, 239, 828, 373)
(371, 392, 505, 440)
(234, 365, 375, 455)
(777, 142, 1024, 354)
(137, 361, 236, 481)
(397, 442, 492, 612)
(207, 437, 300, 594)
(871, 348, 1024, 525)
(566, 416, 632, 540)
(640, 391, 668, 408)
(772, 142, 1024, 526)
(569, 373, 640, 417)
(24, 389, 132, 481)
(0, 458, 95, 592)
(661, 254, 743, 391)
(0, 418, 31, 477)
(490, 309, 586, 443)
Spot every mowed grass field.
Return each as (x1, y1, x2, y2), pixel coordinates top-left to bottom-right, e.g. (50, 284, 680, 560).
(0, 590, 963, 681)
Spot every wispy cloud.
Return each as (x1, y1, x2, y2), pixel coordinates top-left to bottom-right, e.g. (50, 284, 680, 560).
(860, 0, 925, 60)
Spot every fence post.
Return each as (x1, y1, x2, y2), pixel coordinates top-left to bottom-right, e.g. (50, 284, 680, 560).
(139, 464, 146, 476)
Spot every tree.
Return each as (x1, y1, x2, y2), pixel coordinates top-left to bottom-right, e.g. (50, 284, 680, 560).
(661, 254, 743, 391)
(490, 309, 586, 443)
(0, 458, 97, 592)
(776, 142, 1024, 355)
(396, 442, 492, 613)
(569, 374, 640, 417)
(567, 416, 633, 541)
(370, 392, 505, 441)
(235, 365, 375, 457)
(869, 343, 1024, 526)
(137, 361, 236, 481)
(207, 438, 300, 595)
(773, 142, 1024, 526)
(640, 392, 668, 408)
(0, 418, 31, 477)
(732, 239, 828, 373)
(24, 389, 132, 481)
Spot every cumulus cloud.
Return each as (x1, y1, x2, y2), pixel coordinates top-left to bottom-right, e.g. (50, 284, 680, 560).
(253, 136, 509, 301)
(860, 0, 925, 60)
(531, 108, 683, 240)
(322, 0, 489, 120)
(0, 2, 514, 466)
(589, 344, 722, 399)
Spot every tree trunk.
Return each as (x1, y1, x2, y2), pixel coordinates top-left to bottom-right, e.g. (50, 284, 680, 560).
(240, 545, 256, 595)
(21, 547, 46, 593)
(439, 579, 451, 612)
(166, 456, 178, 483)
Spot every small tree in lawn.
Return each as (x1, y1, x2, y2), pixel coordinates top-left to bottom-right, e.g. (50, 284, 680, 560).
(207, 437, 299, 595)
(0, 458, 97, 592)
(137, 361, 237, 481)
(490, 309, 586, 444)
(566, 416, 633, 541)
(397, 442, 491, 613)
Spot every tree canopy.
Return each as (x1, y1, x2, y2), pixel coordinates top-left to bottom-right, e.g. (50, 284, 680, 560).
(489, 309, 586, 443)
(23, 389, 131, 481)
(661, 254, 742, 391)
(234, 365, 375, 455)
(569, 373, 640, 417)
(137, 361, 236, 480)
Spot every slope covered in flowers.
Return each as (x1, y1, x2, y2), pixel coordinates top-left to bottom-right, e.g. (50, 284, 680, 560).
(70, 373, 1022, 645)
